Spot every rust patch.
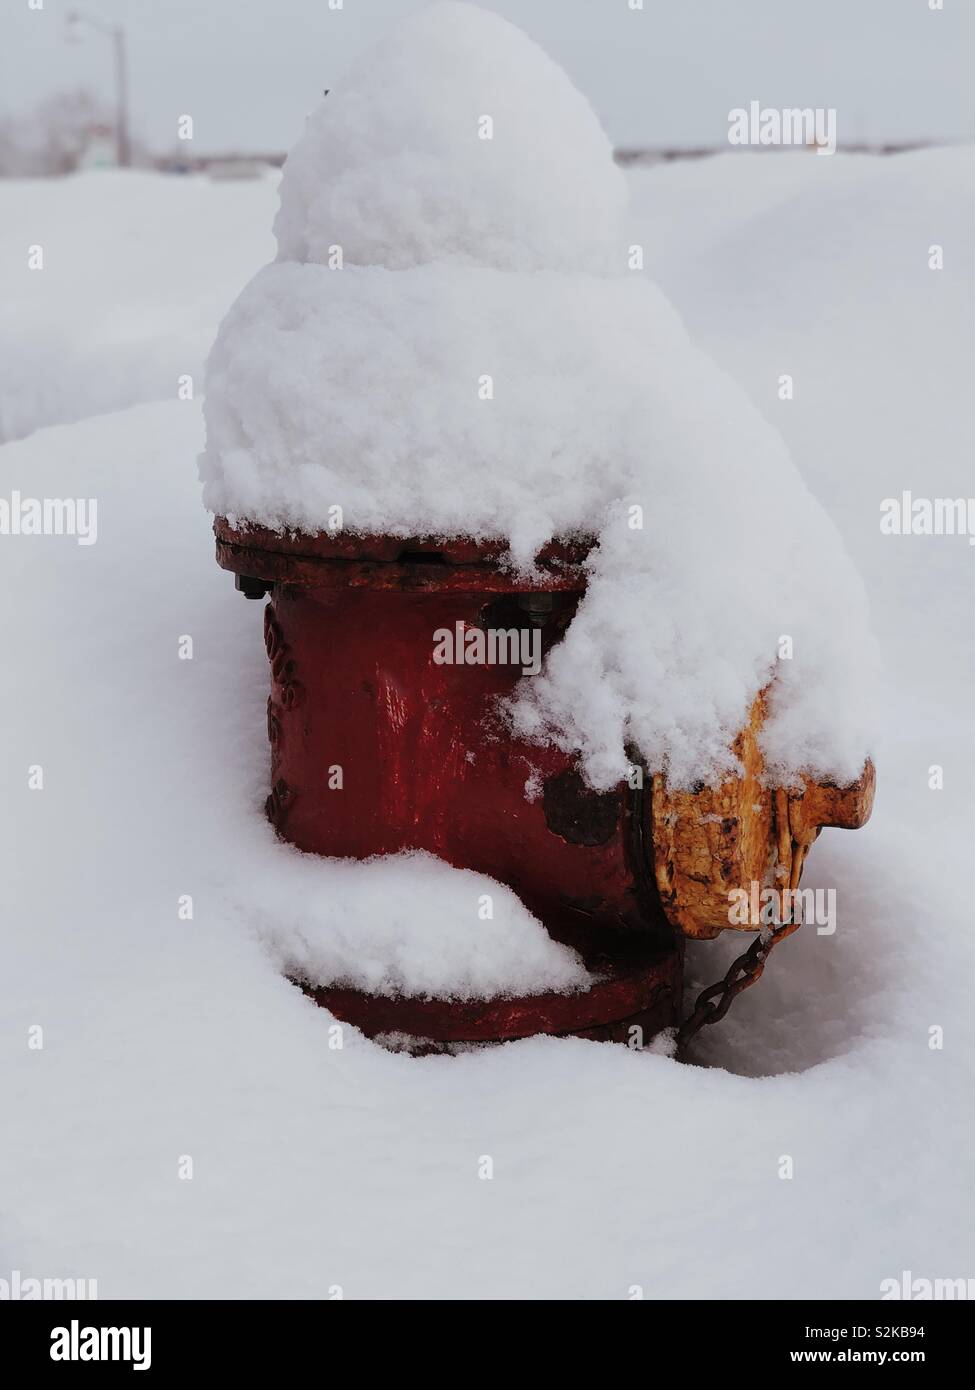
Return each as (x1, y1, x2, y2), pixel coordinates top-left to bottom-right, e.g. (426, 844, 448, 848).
(650, 691, 876, 940)
(543, 769, 619, 846)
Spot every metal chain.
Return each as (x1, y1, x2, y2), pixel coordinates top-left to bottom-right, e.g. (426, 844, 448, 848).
(676, 917, 803, 1053)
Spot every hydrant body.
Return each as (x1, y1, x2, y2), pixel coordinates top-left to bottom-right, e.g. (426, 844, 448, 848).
(216, 521, 683, 1046)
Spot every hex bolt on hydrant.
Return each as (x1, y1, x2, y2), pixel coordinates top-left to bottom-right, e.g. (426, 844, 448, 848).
(217, 519, 875, 1054)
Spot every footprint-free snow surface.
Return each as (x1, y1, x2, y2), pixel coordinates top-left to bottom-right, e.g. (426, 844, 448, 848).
(2, 143, 974, 1300)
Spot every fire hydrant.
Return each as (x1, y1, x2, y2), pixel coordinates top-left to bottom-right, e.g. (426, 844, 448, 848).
(216, 518, 874, 1051)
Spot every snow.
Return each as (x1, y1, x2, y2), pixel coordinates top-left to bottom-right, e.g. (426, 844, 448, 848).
(0, 169, 277, 445)
(272, 2, 627, 274)
(201, 3, 874, 792)
(243, 849, 590, 1001)
(3, 71, 974, 1304)
(0, 406, 585, 998)
(630, 143, 975, 749)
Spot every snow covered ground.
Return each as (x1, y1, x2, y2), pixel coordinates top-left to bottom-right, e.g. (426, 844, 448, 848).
(2, 146, 973, 1298)
(0, 169, 276, 445)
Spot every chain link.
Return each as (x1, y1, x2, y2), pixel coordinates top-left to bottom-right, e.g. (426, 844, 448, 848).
(676, 916, 802, 1053)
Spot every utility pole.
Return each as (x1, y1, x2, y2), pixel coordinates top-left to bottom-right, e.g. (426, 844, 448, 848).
(66, 7, 131, 168)
(112, 21, 130, 167)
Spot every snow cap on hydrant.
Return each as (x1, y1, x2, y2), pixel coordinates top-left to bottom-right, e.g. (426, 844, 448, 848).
(201, 0, 876, 798)
(272, 0, 628, 273)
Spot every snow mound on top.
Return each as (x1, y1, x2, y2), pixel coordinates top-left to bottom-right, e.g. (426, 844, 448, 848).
(273, 1, 626, 273)
(204, 263, 675, 559)
(201, 2, 875, 791)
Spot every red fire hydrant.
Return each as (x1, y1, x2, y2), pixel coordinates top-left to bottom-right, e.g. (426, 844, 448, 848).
(216, 519, 683, 1047)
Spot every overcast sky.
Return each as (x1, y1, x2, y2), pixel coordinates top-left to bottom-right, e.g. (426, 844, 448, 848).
(2, 0, 972, 155)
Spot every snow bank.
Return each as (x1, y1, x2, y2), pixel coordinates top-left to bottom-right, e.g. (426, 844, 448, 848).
(0, 401, 586, 1007)
(3, 141, 974, 1297)
(631, 144, 975, 763)
(0, 169, 277, 444)
(202, 2, 874, 792)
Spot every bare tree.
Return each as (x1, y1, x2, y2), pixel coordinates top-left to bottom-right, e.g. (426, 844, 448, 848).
(0, 88, 121, 176)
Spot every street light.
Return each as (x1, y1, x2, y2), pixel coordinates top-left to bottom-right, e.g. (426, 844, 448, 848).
(65, 6, 130, 168)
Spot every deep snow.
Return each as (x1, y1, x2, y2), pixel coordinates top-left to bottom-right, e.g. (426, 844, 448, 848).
(0, 169, 276, 446)
(1, 142, 973, 1296)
